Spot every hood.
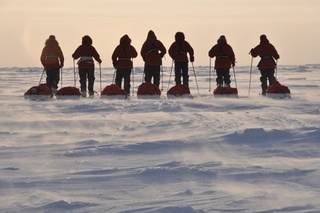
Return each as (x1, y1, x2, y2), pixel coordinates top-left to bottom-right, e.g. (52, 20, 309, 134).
(147, 30, 157, 43)
(260, 34, 269, 44)
(120, 34, 131, 46)
(82, 35, 93, 45)
(175, 32, 185, 42)
(45, 35, 59, 46)
(217, 35, 227, 45)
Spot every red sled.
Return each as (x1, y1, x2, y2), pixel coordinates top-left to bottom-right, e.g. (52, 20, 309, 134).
(167, 84, 192, 99)
(56, 86, 81, 100)
(266, 81, 291, 99)
(213, 86, 238, 97)
(100, 84, 127, 100)
(137, 82, 161, 99)
(24, 83, 52, 100)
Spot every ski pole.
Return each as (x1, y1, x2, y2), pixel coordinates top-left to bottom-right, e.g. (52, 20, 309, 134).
(248, 56, 253, 96)
(275, 59, 278, 79)
(99, 63, 102, 93)
(209, 57, 212, 92)
(131, 58, 134, 96)
(167, 59, 174, 91)
(112, 68, 116, 84)
(132, 67, 134, 96)
(191, 62, 200, 95)
(232, 65, 239, 98)
(73, 59, 76, 87)
(161, 65, 164, 91)
(38, 69, 45, 85)
(232, 65, 238, 89)
(60, 67, 63, 88)
(142, 66, 145, 83)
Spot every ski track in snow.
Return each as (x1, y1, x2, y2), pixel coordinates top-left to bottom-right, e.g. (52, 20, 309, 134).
(0, 65, 320, 212)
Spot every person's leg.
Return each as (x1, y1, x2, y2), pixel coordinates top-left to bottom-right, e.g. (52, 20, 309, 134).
(174, 62, 182, 85)
(181, 62, 189, 86)
(123, 69, 132, 94)
(115, 69, 124, 90)
(144, 65, 152, 83)
(223, 68, 231, 87)
(46, 70, 53, 88)
(267, 69, 276, 86)
(151, 66, 161, 87)
(79, 68, 87, 96)
(260, 69, 268, 95)
(216, 69, 223, 87)
(87, 68, 95, 95)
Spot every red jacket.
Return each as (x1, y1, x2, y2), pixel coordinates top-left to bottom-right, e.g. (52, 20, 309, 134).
(40, 38, 64, 70)
(72, 35, 101, 69)
(208, 39, 235, 69)
(168, 32, 194, 62)
(251, 36, 279, 69)
(112, 35, 138, 69)
(140, 30, 166, 66)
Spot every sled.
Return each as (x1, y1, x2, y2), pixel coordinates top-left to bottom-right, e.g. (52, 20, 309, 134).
(56, 86, 81, 100)
(213, 86, 238, 98)
(100, 84, 127, 100)
(24, 83, 52, 100)
(137, 82, 161, 99)
(167, 84, 193, 99)
(265, 81, 291, 99)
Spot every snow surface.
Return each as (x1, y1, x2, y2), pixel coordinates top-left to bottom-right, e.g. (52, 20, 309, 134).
(1, 64, 320, 213)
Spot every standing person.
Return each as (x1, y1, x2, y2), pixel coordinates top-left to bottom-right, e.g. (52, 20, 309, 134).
(112, 34, 138, 95)
(208, 35, 236, 88)
(40, 35, 64, 94)
(250, 34, 280, 95)
(168, 32, 194, 86)
(140, 30, 167, 88)
(72, 35, 102, 97)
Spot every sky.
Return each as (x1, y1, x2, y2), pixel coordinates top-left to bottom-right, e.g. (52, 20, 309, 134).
(1, 0, 320, 68)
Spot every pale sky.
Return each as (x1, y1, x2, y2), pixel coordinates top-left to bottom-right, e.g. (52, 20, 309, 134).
(1, 0, 319, 67)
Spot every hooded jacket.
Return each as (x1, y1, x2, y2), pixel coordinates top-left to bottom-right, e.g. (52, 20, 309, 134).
(250, 35, 280, 69)
(168, 32, 194, 62)
(40, 35, 64, 70)
(72, 35, 102, 69)
(208, 36, 235, 69)
(112, 34, 138, 69)
(140, 30, 167, 66)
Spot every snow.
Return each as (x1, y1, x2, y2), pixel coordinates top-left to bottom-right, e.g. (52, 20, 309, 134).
(0, 64, 320, 213)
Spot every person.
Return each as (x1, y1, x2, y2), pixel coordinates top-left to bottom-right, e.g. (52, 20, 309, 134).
(168, 32, 194, 86)
(112, 34, 138, 95)
(72, 35, 102, 97)
(40, 35, 64, 94)
(140, 30, 167, 87)
(208, 35, 236, 88)
(250, 34, 280, 95)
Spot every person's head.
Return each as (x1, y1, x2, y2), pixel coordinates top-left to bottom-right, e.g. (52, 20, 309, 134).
(217, 35, 227, 45)
(175, 32, 185, 42)
(260, 34, 269, 43)
(45, 35, 58, 45)
(120, 34, 131, 46)
(147, 30, 156, 42)
(82, 35, 93, 45)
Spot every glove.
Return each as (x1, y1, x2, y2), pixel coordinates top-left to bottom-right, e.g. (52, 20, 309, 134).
(60, 63, 64, 68)
(97, 59, 102, 64)
(190, 55, 194, 62)
(232, 62, 235, 67)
